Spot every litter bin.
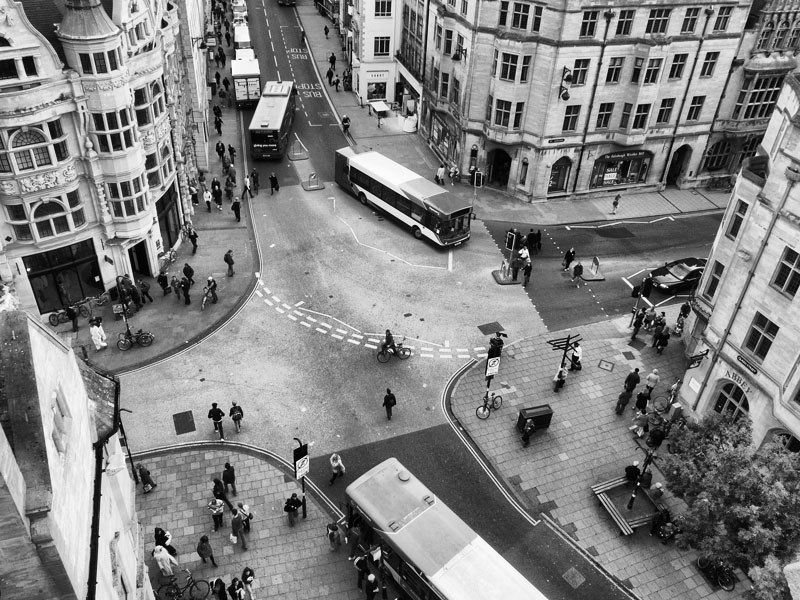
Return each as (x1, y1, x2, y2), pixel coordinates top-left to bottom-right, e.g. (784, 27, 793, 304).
(516, 404, 553, 432)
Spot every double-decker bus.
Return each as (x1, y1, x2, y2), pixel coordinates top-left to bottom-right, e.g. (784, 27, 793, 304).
(334, 148, 471, 246)
(346, 458, 547, 600)
(248, 81, 297, 159)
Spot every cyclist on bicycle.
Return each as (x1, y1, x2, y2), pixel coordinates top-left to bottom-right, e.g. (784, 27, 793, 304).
(206, 276, 218, 304)
(381, 329, 397, 355)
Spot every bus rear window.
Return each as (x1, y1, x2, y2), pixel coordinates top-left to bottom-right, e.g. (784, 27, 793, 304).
(251, 130, 278, 145)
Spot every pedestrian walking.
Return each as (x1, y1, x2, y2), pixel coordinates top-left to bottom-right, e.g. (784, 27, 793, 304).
(251, 169, 259, 194)
(615, 390, 632, 415)
(89, 318, 107, 351)
(643, 307, 656, 331)
(326, 522, 342, 551)
(222, 462, 237, 496)
(213, 186, 223, 210)
(383, 388, 396, 420)
(231, 508, 249, 550)
(448, 165, 459, 185)
(222, 153, 231, 176)
(65, 304, 79, 332)
(214, 115, 223, 136)
(154, 527, 178, 556)
(170, 275, 181, 298)
(215, 71, 221, 87)
(568, 342, 583, 371)
(224, 249, 235, 276)
(208, 497, 225, 530)
(612, 193, 620, 214)
(326, 67, 334, 85)
(435, 164, 446, 185)
(329, 52, 336, 69)
(645, 368, 660, 393)
(189, 183, 199, 206)
(324, 24, 329, 38)
(655, 329, 670, 354)
(365, 574, 379, 600)
(624, 368, 641, 393)
(521, 419, 536, 447)
(204, 188, 212, 212)
(346, 516, 362, 560)
(572, 261, 584, 287)
(354, 554, 369, 589)
(218, 47, 226, 67)
(213, 478, 235, 511)
(123, 274, 142, 310)
(511, 255, 523, 281)
(241, 567, 256, 597)
(242, 176, 252, 199)
(625, 461, 641, 481)
(215, 139, 225, 160)
(333, 75, 340, 91)
(523, 260, 532, 287)
(328, 452, 345, 485)
(342, 114, 351, 134)
(213, 52, 220, 68)
(228, 144, 236, 161)
(563, 247, 575, 271)
(137, 463, 157, 492)
(208, 402, 226, 440)
(525, 228, 536, 256)
(229, 400, 244, 432)
(224, 17, 230, 32)
(188, 227, 198, 254)
(196, 535, 218, 567)
(228, 164, 237, 186)
(138, 278, 153, 303)
(231, 198, 241, 222)
(269, 172, 279, 194)
(225, 31, 231, 46)
(153, 545, 179, 576)
(213, 104, 222, 119)
(182, 263, 195, 286)
(635, 387, 650, 413)
(180, 277, 191, 305)
(236, 501, 254, 532)
(553, 361, 568, 392)
(284, 493, 303, 526)
(211, 578, 227, 600)
(227, 578, 246, 600)
(631, 309, 645, 340)
(157, 271, 170, 295)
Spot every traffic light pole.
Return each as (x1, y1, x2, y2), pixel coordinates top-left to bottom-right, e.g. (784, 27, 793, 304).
(628, 276, 653, 327)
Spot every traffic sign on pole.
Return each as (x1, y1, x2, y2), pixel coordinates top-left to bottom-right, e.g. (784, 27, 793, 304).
(293, 443, 309, 479)
(485, 356, 501, 378)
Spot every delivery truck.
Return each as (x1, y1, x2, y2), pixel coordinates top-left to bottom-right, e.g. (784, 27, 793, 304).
(231, 57, 261, 106)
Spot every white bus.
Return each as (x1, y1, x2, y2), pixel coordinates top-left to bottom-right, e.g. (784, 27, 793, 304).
(335, 148, 471, 246)
(346, 458, 547, 600)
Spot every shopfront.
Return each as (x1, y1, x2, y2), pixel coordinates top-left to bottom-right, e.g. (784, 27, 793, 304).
(366, 70, 388, 101)
(22, 239, 104, 314)
(430, 110, 460, 163)
(590, 150, 652, 188)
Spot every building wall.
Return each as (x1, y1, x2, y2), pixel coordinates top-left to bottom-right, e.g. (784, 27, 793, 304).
(683, 73, 800, 449)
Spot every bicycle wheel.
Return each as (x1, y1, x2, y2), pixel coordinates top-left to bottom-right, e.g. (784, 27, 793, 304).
(59, 311, 70, 323)
(490, 395, 503, 409)
(48, 313, 60, 326)
(717, 569, 736, 592)
(377, 350, 390, 363)
(697, 556, 711, 570)
(139, 333, 154, 347)
(157, 584, 181, 599)
(476, 404, 490, 420)
(189, 579, 211, 599)
(397, 346, 411, 359)
(117, 337, 132, 351)
(78, 304, 91, 319)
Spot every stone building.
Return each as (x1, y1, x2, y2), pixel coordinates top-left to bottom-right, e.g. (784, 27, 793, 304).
(0, 310, 154, 599)
(682, 72, 800, 450)
(0, 0, 206, 318)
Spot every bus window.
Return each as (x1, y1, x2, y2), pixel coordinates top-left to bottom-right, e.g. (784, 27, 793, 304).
(410, 205, 425, 223)
(395, 196, 412, 215)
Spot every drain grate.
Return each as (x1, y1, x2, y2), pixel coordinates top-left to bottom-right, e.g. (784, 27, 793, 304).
(563, 567, 586, 589)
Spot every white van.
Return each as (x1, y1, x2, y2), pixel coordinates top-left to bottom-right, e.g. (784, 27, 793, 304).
(234, 25, 251, 50)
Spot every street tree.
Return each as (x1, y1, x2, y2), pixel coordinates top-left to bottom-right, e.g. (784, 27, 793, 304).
(662, 412, 800, 599)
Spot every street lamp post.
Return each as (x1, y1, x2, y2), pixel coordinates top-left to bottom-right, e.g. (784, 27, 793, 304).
(626, 448, 656, 510)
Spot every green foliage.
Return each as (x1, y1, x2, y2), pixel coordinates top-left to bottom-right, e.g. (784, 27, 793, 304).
(748, 555, 791, 600)
(662, 412, 800, 590)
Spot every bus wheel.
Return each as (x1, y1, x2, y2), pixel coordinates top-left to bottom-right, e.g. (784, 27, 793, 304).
(358, 192, 368, 206)
(412, 227, 423, 240)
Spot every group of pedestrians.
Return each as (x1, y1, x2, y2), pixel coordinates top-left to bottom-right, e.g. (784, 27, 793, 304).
(614, 365, 670, 444)
(630, 306, 676, 354)
(207, 400, 245, 440)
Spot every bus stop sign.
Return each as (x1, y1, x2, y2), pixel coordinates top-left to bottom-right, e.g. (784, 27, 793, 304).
(293, 443, 309, 478)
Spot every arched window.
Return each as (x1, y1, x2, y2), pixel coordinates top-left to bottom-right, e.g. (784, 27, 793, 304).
(549, 156, 571, 193)
(757, 22, 774, 50)
(11, 129, 52, 170)
(774, 21, 791, 48)
(32, 201, 69, 238)
(0, 37, 10, 47)
(704, 140, 732, 171)
(713, 382, 749, 420)
(774, 431, 800, 452)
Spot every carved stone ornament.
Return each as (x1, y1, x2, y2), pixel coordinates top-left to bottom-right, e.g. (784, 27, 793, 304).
(20, 171, 59, 193)
(0, 8, 15, 26)
(62, 165, 77, 182)
(0, 180, 16, 194)
(156, 119, 170, 140)
(142, 129, 156, 145)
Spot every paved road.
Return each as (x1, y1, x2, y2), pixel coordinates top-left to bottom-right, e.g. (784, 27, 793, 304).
(312, 425, 631, 600)
(483, 214, 722, 330)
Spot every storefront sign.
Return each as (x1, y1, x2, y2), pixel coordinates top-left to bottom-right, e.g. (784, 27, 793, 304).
(736, 355, 759, 375)
(548, 138, 565, 144)
(367, 70, 388, 80)
(602, 150, 651, 161)
(687, 349, 708, 369)
(725, 368, 753, 394)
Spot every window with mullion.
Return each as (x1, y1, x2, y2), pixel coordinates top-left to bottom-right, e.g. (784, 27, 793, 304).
(772, 247, 800, 297)
(495, 99, 512, 127)
(744, 312, 779, 361)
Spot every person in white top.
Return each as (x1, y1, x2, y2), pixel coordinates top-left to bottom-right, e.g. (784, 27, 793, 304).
(153, 545, 179, 576)
(89, 318, 107, 351)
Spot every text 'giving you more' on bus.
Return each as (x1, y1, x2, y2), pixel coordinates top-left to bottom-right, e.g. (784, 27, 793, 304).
(334, 148, 473, 247)
(345, 457, 547, 600)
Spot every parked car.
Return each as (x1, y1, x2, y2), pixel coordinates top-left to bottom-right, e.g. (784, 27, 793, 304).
(649, 258, 707, 292)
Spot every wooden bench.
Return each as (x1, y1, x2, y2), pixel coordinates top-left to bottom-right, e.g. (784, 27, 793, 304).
(628, 514, 655, 529)
(591, 476, 629, 496)
(596, 493, 634, 536)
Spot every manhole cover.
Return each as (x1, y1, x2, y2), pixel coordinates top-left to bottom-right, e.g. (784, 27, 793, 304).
(173, 411, 196, 436)
(598, 359, 614, 372)
(596, 227, 634, 238)
(563, 566, 586, 588)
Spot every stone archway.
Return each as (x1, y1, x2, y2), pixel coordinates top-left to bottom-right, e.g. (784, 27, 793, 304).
(666, 144, 692, 186)
(486, 148, 512, 187)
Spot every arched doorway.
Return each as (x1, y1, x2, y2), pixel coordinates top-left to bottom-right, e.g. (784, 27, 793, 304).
(713, 381, 749, 420)
(486, 148, 512, 187)
(666, 144, 692, 186)
(549, 156, 572, 193)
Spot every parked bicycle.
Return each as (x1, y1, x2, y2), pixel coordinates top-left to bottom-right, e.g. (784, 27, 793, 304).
(158, 248, 177, 272)
(201, 286, 214, 311)
(48, 303, 90, 326)
(117, 325, 155, 351)
(157, 568, 210, 599)
(476, 390, 503, 420)
(697, 555, 736, 591)
(377, 337, 411, 362)
(180, 222, 194, 242)
(75, 291, 111, 317)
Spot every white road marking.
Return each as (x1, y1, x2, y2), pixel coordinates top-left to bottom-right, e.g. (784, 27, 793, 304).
(255, 290, 263, 297)
(294, 300, 304, 307)
(276, 308, 284, 314)
(301, 321, 311, 328)
(347, 339, 360, 345)
(307, 316, 318, 323)
(364, 343, 377, 349)
(332, 334, 344, 340)
(320, 322, 332, 329)
(288, 314, 298, 321)
(264, 299, 273, 307)
(315, 327, 327, 334)
(271, 296, 281, 303)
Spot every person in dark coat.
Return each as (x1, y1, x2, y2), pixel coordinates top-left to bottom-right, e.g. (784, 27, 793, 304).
(212, 477, 234, 511)
(269, 172, 279, 194)
(655, 329, 670, 354)
(154, 527, 178, 556)
(208, 402, 226, 439)
(635, 388, 650, 413)
(250, 169, 259, 194)
(183, 263, 195, 286)
(624, 368, 640, 393)
(215, 140, 225, 160)
(326, 67, 334, 85)
(383, 388, 396, 420)
(138, 278, 153, 303)
(563, 247, 575, 271)
(180, 277, 191, 305)
(329, 52, 336, 70)
(624, 461, 641, 481)
(523, 261, 533, 287)
(222, 462, 237, 496)
(65, 304, 79, 332)
(631, 308, 645, 340)
(231, 198, 241, 222)
(228, 144, 236, 162)
(138, 464, 158, 491)
(157, 271, 170, 295)
(188, 228, 199, 254)
(196, 535, 217, 566)
(615, 390, 632, 415)
(211, 578, 227, 600)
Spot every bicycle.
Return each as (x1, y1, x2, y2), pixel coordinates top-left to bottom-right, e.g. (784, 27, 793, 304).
(157, 568, 210, 599)
(200, 286, 215, 311)
(180, 222, 194, 241)
(158, 248, 177, 272)
(75, 292, 111, 317)
(48, 302, 91, 326)
(476, 390, 503, 420)
(376, 337, 412, 362)
(117, 326, 155, 351)
(697, 556, 736, 591)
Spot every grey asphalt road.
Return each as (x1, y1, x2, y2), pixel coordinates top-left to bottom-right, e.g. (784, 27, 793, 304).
(484, 214, 722, 330)
(313, 425, 632, 600)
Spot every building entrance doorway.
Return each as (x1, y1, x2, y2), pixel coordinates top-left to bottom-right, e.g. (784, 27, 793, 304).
(666, 145, 692, 186)
(486, 149, 512, 187)
(128, 240, 150, 277)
